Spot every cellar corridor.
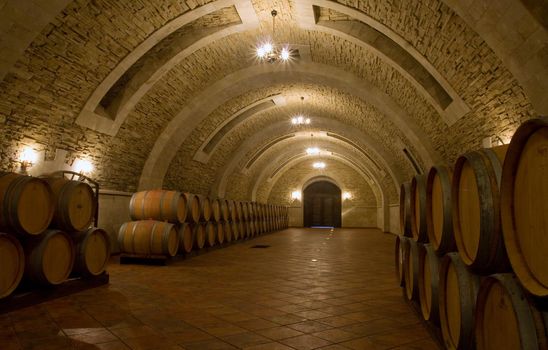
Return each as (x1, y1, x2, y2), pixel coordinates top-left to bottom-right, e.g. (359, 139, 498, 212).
(0, 229, 436, 350)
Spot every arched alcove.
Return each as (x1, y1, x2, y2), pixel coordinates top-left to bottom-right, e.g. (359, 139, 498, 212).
(303, 181, 342, 228)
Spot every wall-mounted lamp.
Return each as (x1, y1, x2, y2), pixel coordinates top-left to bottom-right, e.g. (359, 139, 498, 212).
(342, 192, 352, 200)
(74, 158, 93, 175)
(19, 147, 38, 174)
(291, 190, 301, 201)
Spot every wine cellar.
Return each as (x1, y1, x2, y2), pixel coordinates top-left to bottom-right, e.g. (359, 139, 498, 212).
(0, 0, 546, 349)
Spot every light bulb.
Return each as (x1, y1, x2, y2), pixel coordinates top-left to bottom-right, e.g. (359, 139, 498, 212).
(280, 48, 290, 60)
(19, 147, 38, 164)
(291, 191, 301, 200)
(257, 46, 266, 58)
(305, 118, 311, 124)
(74, 159, 93, 174)
(291, 118, 298, 124)
(263, 43, 273, 53)
(306, 147, 320, 155)
(313, 162, 326, 169)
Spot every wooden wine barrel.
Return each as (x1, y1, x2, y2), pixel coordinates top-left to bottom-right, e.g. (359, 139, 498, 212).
(129, 190, 186, 224)
(399, 182, 412, 237)
(219, 199, 229, 221)
(426, 166, 456, 255)
(118, 221, 179, 257)
(223, 221, 232, 243)
(231, 221, 240, 240)
(501, 117, 548, 297)
(418, 244, 441, 324)
(205, 222, 216, 247)
(182, 193, 200, 223)
(215, 222, 224, 244)
(250, 202, 257, 220)
(241, 202, 249, 221)
(45, 178, 96, 232)
(227, 200, 237, 222)
(410, 175, 428, 243)
(210, 199, 222, 222)
(452, 145, 510, 274)
(395, 235, 407, 287)
(256, 203, 264, 221)
(0, 172, 54, 236)
(0, 233, 25, 299)
(25, 229, 75, 285)
(248, 221, 255, 237)
(72, 227, 110, 277)
(195, 195, 211, 222)
(403, 238, 420, 300)
(439, 253, 480, 350)
(475, 273, 548, 350)
(178, 223, 193, 254)
(192, 223, 206, 250)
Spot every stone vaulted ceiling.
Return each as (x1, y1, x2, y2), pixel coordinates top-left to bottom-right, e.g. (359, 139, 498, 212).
(0, 0, 545, 210)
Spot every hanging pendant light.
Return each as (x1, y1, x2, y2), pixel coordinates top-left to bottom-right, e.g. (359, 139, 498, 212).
(256, 10, 291, 63)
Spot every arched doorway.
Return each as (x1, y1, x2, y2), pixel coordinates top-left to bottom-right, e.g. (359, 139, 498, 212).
(303, 181, 342, 227)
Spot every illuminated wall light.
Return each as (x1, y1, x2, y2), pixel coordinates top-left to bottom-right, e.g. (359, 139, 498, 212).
(19, 147, 38, 164)
(19, 146, 39, 174)
(74, 158, 94, 175)
(342, 192, 352, 200)
(313, 162, 326, 169)
(306, 147, 320, 155)
(291, 190, 301, 200)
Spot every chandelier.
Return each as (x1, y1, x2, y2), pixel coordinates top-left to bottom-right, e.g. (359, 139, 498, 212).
(256, 10, 291, 63)
(290, 96, 311, 125)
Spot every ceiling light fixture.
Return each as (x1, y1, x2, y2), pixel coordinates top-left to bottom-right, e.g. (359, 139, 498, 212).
(306, 147, 320, 155)
(313, 162, 326, 169)
(256, 10, 291, 63)
(291, 96, 310, 125)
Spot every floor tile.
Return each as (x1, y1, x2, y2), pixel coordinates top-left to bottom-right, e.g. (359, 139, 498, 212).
(0, 229, 437, 350)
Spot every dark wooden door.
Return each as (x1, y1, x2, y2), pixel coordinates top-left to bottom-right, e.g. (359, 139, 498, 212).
(303, 181, 341, 227)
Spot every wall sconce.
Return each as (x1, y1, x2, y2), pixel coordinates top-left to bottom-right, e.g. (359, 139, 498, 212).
(291, 191, 301, 201)
(19, 147, 38, 174)
(342, 192, 352, 200)
(74, 158, 93, 175)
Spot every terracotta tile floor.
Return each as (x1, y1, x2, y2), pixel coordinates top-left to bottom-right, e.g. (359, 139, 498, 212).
(1, 228, 439, 349)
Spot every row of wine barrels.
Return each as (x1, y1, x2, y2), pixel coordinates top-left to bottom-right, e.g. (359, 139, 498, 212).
(129, 190, 289, 228)
(396, 235, 548, 350)
(25, 230, 73, 286)
(0, 173, 96, 236)
(118, 220, 179, 257)
(403, 117, 547, 293)
(175, 216, 288, 253)
(2, 227, 110, 295)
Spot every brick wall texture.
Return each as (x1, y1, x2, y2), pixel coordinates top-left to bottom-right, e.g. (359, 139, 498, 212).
(0, 0, 539, 214)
